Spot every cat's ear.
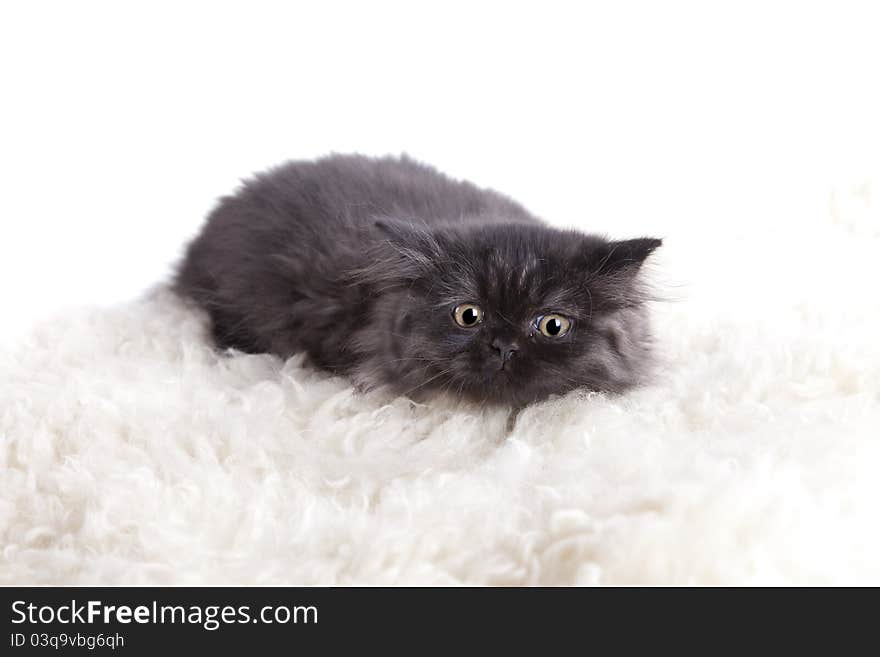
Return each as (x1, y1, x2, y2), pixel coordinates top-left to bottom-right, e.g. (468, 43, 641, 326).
(374, 219, 442, 273)
(375, 219, 440, 253)
(590, 237, 662, 275)
(375, 218, 419, 245)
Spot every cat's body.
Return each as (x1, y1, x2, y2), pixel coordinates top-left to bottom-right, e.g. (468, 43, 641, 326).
(176, 154, 661, 406)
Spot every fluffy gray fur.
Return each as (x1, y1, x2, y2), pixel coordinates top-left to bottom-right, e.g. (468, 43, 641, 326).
(175, 154, 661, 406)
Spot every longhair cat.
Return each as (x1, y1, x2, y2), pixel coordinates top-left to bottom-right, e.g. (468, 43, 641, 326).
(175, 154, 661, 406)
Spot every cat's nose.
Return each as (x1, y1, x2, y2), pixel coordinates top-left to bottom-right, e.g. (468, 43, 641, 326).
(491, 337, 518, 366)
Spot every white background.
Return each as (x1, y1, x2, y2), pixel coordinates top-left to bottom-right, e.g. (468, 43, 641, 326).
(2, 1, 879, 340)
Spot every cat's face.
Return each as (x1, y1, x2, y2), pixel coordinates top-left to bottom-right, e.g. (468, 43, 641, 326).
(366, 221, 661, 406)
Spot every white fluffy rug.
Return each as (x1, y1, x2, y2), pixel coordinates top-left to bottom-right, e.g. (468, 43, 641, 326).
(3, 187, 880, 585)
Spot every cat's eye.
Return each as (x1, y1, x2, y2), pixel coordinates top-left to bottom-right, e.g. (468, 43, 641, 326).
(453, 303, 484, 328)
(537, 314, 571, 338)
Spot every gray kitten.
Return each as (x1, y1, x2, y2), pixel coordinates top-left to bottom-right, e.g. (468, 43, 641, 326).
(175, 154, 661, 406)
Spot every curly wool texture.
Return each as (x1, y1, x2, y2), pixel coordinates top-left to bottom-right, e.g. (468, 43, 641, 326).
(2, 188, 880, 585)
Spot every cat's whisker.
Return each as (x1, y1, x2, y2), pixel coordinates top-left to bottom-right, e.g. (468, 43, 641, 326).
(400, 367, 456, 397)
(382, 357, 434, 364)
